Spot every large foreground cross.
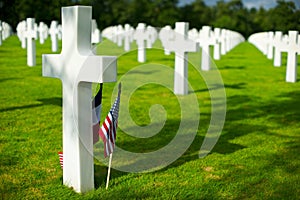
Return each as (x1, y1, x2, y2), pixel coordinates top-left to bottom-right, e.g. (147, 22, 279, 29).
(42, 6, 117, 193)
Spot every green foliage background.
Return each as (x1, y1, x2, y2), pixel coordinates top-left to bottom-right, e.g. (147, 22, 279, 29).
(1, 0, 300, 37)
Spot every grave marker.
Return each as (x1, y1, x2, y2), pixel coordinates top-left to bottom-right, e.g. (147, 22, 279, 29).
(220, 29, 227, 55)
(273, 31, 285, 67)
(42, 6, 117, 193)
(213, 28, 221, 60)
(248, 32, 269, 55)
(91, 19, 101, 44)
(225, 30, 232, 52)
(146, 26, 157, 48)
(2, 22, 13, 40)
(117, 25, 124, 47)
(57, 24, 62, 40)
(123, 24, 132, 52)
(49, 21, 59, 52)
(38, 22, 48, 44)
(17, 20, 27, 49)
(188, 28, 199, 42)
(282, 31, 300, 83)
(134, 23, 148, 63)
(159, 25, 173, 55)
(0, 20, 2, 46)
(267, 31, 274, 59)
(26, 18, 37, 67)
(199, 26, 215, 71)
(164, 22, 198, 95)
(112, 26, 118, 44)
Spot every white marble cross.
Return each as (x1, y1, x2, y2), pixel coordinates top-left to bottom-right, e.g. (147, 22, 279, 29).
(159, 25, 173, 55)
(116, 25, 124, 47)
(273, 31, 285, 67)
(16, 20, 27, 49)
(38, 22, 48, 44)
(134, 23, 148, 63)
(220, 29, 227, 55)
(91, 19, 101, 44)
(165, 22, 198, 95)
(225, 30, 243, 52)
(188, 28, 199, 42)
(198, 26, 215, 71)
(2, 22, 13, 40)
(57, 24, 62, 40)
(248, 32, 269, 55)
(146, 26, 157, 48)
(123, 24, 132, 52)
(267, 31, 274, 59)
(213, 28, 221, 60)
(26, 18, 37, 67)
(42, 6, 117, 193)
(282, 31, 300, 83)
(112, 26, 118, 44)
(49, 21, 59, 52)
(225, 30, 232, 52)
(0, 20, 2, 46)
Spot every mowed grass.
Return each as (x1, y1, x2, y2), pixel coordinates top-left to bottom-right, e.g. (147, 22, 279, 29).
(0, 35, 300, 199)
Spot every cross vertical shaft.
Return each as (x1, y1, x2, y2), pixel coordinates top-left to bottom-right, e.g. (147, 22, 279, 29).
(42, 6, 117, 193)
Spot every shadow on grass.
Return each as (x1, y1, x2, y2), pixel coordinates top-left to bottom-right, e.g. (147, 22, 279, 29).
(210, 90, 300, 198)
(126, 69, 161, 75)
(0, 153, 20, 167)
(211, 90, 300, 155)
(0, 78, 20, 83)
(37, 97, 62, 107)
(218, 65, 246, 70)
(120, 90, 300, 177)
(0, 97, 61, 112)
(94, 164, 128, 188)
(194, 82, 247, 93)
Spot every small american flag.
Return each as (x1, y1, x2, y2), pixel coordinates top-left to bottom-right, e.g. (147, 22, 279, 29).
(99, 83, 121, 158)
(58, 151, 63, 169)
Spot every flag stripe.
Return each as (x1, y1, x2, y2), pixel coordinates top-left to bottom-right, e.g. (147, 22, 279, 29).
(58, 151, 63, 169)
(99, 83, 121, 158)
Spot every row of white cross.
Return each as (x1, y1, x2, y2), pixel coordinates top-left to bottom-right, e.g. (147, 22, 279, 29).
(15, 18, 102, 66)
(0, 21, 13, 46)
(248, 31, 300, 83)
(16, 20, 57, 49)
(103, 23, 244, 94)
(16, 19, 61, 66)
(103, 23, 244, 65)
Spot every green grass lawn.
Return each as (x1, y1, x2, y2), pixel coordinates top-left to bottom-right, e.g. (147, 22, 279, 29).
(0, 36, 300, 199)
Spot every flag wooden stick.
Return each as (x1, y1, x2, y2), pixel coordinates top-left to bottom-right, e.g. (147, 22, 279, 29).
(106, 153, 113, 190)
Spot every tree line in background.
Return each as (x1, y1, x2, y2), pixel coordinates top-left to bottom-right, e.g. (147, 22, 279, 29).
(0, 0, 299, 37)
